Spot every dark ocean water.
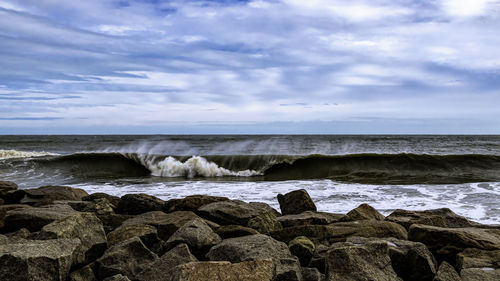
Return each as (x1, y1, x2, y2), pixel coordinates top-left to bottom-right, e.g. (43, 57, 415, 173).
(1, 135, 499, 223)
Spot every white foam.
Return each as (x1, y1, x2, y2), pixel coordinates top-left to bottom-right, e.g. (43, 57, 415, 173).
(0, 149, 58, 159)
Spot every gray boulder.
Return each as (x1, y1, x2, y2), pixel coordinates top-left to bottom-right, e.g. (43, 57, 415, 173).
(83, 192, 120, 208)
(289, 236, 315, 266)
(15, 185, 88, 206)
(278, 211, 342, 228)
(107, 223, 163, 254)
(166, 218, 221, 258)
(207, 234, 302, 281)
(433, 261, 461, 281)
(164, 194, 229, 212)
(116, 193, 165, 215)
(386, 208, 475, 230)
(301, 267, 324, 281)
(457, 248, 500, 281)
(2, 204, 77, 232)
(277, 189, 316, 215)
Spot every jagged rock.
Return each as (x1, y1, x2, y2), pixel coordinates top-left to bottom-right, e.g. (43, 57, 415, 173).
(207, 234, 302, 281)
(121, 211, 206, 241)
(289, 236, 315, 266)
(408, 224, 500, 263)
(169, 260, 275, 281)
(103, 275, 131, 281)
(433, 261, 461, 281)
(457, 248, 500, 281)
(301, 267, 324, 281)
(348, 237, 437, 281)
(309, 244, 329, 274)
(341, 203, 385, 222)
(135, 243, 198, 281)
(4, 227, 30, 242)
(386, 208, 474, 230)
(278, 211, 343, 228)
(166, 218, 221, 258)
(2, 204, 77, 232)
(116, 193, 165, 215)
(215, 225, 259, 239)
(107, 224, 163, 254)
(0, 204, 31, 227)
(69, 265, 96, 281)
(165, 195, 229, 212)
(198, 200, 281, 233)
(96, 237, 158, 280)
(17, 185, 88, 206)
(326, 240, 402, 281)
(0, 181, 18, 192)
(277, 189, 316, 215)
(83, 193, 120, 208)
(58, 199, 114, 216)
(38, 212, 107, 265)
(272, 220, 408, 244)
(97, 213, 133, 234)
(249, 202, 282, 217)
(0, 238, 81, 281)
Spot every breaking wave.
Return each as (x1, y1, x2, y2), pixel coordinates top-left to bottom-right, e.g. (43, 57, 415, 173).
(0, 149, 59, 159)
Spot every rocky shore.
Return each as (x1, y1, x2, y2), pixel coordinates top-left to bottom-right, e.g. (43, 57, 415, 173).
(0, 180, 499, 281)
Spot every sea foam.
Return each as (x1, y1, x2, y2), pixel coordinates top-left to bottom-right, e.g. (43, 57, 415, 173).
(0, 149, 58, 159)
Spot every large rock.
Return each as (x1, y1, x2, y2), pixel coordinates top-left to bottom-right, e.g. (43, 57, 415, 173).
(15, 185, 88, 206)
(341, 203, 385, 222)
(301, 267, 324, 281)
(0, 238, 81, 281)
(278, 211, 343, 228)
(0, 204, 31, 227)
(408, 224, 500, 262)
(289, 236, 315, 266)
(107, 224, 163, 254)
(326, 240, 402, 281)
(83, 192, 120, 208)
(121, 211, 206, 241)
(169, 260, 275, 281)
(207, 234, 302, 281)
(165, 195, 229, 212)
(0, 181, 18, 193)
(277, 189, 316, 215)
(39, 212, 107, 264)
(96, 237, 158, 280)
(309, 244, 329, 274)
(135, 243, 198, 281)
(457, 248, 500, 281)
(433, 261, 461, 281)
(116, 193, 165, 215)
(1, 204, 77, 232)
(198, 200, 281, 234)
(215, 225, 260, 239)
(68, 265, 96, 281)
(167, 218, 221, 258)
(59, 198, 114, 216)
(97, 213, 133, 234)
(386, 208, 475, 230)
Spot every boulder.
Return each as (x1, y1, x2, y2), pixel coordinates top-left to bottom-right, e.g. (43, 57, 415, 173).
(0, 204, 31, 227)
(386, 208, 474, 230)
(408, 224, 500, 263)
(103, 275, 131, 281)
(68, 265, 96, 281)
(457, 248, 500, 281)
(0, 181, 18, 192)
(249, 202, 282, 217)
(277, 189, 316, 215)
(215, 225, 260, 239)
(116, 193, 165, 215)
(278, 211, 343, 228)
(169, 260, 275, 281)
(0, 234, 7, 244)
(164, 195, 229, 212)
(289, 236, 315, 266)
(83, 193, 120, 208)
(38, 212, 107, 264)
(247, 211, 282, 234)
(166, 218, 221, 258)
(433, 261, 461, 281)
(107, 224, 163, 254)
(17, 185, 88, 206)
(96, 237, 158, 280)
(1, 204, 77, 232)
(309, 244, 329, 274)
(135, 243, 198, 281)
(460, 268, 500, 281)
(326, 240, 402, 281)
(301, 267, 324, 281)
(347, 237, 437, 281)
(59, 199, 114, 216)
(97, 213, 133, 234)
(4, 227, 31, 242)
(341, 203, 385, 222)
(121, 211, 206, 241)
(0, 238, 81, 281)
(207, 234, 302, 281)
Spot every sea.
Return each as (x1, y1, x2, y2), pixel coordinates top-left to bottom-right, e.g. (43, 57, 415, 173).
(1, 135, 499, 224)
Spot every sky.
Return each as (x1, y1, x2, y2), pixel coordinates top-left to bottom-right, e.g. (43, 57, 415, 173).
(0, 0, 499, 134)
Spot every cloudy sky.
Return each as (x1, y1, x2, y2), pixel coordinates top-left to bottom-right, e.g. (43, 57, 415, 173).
(0, 0, 499, 134)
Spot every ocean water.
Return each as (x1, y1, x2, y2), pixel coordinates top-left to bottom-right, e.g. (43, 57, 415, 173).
(0, 135, 499, 224)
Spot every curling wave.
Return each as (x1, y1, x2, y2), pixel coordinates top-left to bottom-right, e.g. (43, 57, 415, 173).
(0, 149, 59, 159)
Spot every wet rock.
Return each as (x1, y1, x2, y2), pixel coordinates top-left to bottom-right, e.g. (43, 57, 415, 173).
(457, 248, 500, 281)
(135, 243, 198, 281)
(103, 275, 131, 281)
(169, 259, 275, 281)
(83, 193, 120, 208)
(408, 224, 500, 263)
(107, 224, 163, 254)
(116, 193, 165, 215)
(278, 211, 343, 228)
(207, 234, 302, 281)
(68, 265, 96, 281)
(215, 224, 259, 239)
(0, 238, 81, 281)
(326, 240, 402, 281)
(166, 218, 221, 258)
(18, 185, 88, 206)
(2, 204, 77, 232)
(277, 189, 316, 215)
(341, 203, 385, 222)
(289, 236, 315, 266)
(433, 261, 461, 281)
(96, 237, 158, 280)
(386, 208, 474, 230)
(38, 212, 107, 265)
(0, 181, 18, 192)
(165, 195, 229, 212)
(121, 211, 205, 241)
(301, 267, 324, 281)
(97, 213, 133, 234)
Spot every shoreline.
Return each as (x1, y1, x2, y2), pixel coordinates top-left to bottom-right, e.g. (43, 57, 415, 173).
(1, 181, 499, 280)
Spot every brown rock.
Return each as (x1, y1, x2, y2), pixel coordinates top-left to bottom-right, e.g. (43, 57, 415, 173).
(341, 203, 385, 222)
(277, 189, 316, 215)
(166, 218, 221, 258)
(69, 265, 96, 281)
(215, 225, 259, 239)
(0, 181, 18, 192)
(386, 208, 474, 230)
(457, 248, 500, 281)
(433, 261, 461, 281)
(18, 185, 88, 206)
(116, 193, 165, 215)
(289, 236, 315, 266)
(278, 211, 343, 228)
(107, 224, 163, 254)
(164, 195, 229, 212)
(83, 193, 120, 208)
(2, 204, 77, 232)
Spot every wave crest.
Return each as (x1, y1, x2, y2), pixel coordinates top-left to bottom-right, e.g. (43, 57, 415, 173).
(0, 149, 59, 159)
